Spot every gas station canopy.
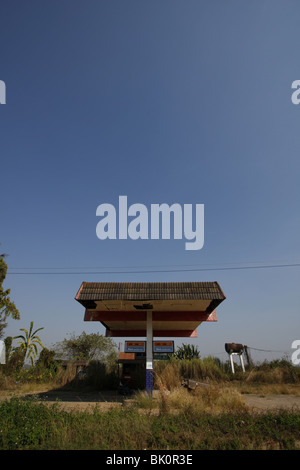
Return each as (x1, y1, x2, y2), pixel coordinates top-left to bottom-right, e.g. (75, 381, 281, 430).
(75, 281, 226, 338)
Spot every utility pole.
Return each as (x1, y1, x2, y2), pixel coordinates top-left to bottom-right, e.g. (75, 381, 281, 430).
(244, 345, 253, 368)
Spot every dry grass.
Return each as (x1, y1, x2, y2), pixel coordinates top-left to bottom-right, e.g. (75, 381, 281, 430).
(167, 385, 248, 414)
(52, 363, 78, 387)
(244, 367, 298, 384)
(153, 357, 228, 391)
(145, 358, 300, 415)
(0, 382, 52, 398)
(233, 382, 300, 396)
(135, 383, 248, 415)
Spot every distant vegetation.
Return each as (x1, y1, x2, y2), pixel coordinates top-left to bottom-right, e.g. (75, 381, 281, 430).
(1, 342, 300, 393)
(0, 254, 20, 339)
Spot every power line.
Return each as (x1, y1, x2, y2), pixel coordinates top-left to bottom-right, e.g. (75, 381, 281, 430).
(8, 258, 300, 270)
(247, 346, 288, 354)
(6, 262, 300, 275)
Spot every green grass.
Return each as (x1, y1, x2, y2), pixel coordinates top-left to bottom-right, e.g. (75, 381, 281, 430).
(0, 397, 300, 450)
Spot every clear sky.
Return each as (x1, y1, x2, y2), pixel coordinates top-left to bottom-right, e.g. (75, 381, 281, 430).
(1, 1, 300, 364)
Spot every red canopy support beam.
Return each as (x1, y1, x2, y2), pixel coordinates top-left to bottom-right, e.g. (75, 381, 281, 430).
(84, 310, 217, 322)
(105, 329, 198, 338)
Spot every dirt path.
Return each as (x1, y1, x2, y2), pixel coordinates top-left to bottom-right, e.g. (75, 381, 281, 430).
(1, 389, 300, 413)
(243, 394, 300, 412)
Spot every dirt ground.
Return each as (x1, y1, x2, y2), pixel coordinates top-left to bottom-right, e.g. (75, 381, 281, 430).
(243, 394, 300, 413)
(0, 389, 125, 413)
(2, 388, 300, 414)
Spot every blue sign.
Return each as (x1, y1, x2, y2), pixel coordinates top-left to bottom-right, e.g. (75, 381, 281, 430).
(153, 341, 174, 353)
(125, 341, 146, 353)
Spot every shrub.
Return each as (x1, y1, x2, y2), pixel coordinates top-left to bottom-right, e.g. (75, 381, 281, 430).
(0, 398, 59, 449)
(85, 360, 119, 390)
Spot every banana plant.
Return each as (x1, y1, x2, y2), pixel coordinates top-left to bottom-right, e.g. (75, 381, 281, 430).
(13, 321, 44, 367)
(174, 343, 201, 360)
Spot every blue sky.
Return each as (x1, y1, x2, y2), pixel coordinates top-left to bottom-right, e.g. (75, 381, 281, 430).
(1, 1, 300, 364)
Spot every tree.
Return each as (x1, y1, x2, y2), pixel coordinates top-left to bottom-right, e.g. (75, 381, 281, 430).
(174, 343, 201, 360)
(54, 331, 117, 364)
(7, 345, 26, 372)
(36, 348, 56, 369)
(4, 336, 13, 363)
(13, 321, 44, 366)
(0, 254, 20, 338)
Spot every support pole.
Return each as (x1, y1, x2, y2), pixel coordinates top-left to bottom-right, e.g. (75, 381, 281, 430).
(240, 353, 245, 372)
(229, 352, 245, 374)
(229, 353, 235, 374)
(244, 345, 253, 368)
(146, 310, 153, 396)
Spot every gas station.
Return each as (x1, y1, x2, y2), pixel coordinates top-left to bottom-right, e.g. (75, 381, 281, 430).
(75, 281, 226, 394)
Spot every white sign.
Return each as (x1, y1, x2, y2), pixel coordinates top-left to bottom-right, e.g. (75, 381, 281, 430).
(0, 340, 6, 364)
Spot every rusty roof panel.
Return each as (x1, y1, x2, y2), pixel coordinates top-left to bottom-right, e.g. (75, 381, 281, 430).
(76, 281, 226, 301)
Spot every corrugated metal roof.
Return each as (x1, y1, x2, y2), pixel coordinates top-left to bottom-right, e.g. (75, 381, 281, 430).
(75, 281, 226, 302)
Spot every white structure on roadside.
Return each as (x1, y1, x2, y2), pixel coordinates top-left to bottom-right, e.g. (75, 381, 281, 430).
(0, 340, 6, 364)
